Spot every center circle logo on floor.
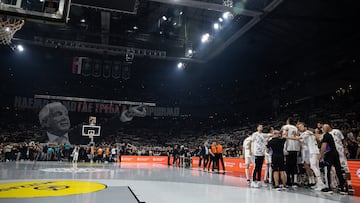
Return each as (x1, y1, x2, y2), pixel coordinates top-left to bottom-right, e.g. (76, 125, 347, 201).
(0, 180, 106, 198)
(357, 168, 360, 178)
(40, 167, 109, 173)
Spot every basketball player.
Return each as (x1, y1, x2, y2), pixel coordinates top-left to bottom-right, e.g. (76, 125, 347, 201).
(264, 127, 274, 185)
(250, 124, 271, 187)
(328, 124, 353, 194)
(242, 131, 253, 184)
(281, 118, 300, 187)
(297, 122, 326, 190)
(316, 122, 323, 134)
(111, 145, 117, 162)
(319, 124, 346, 194)
(72, 146, 79, 163)
(314, 128, 323, 142)
(296, 123, 316, 186)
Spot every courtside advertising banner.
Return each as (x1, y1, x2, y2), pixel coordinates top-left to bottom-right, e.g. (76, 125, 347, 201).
(348, 161, 360, 196)
(120, 156, 168, 164)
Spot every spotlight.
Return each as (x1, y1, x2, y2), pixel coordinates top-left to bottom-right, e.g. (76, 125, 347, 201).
(218, 17, 223, 22)
(162, 16, 167, 21)
(177, 62, 184, 69)
(201, 33, 210, 43)
(133, 26, 138, 30)
(5, 27, 10, 32)
(173, 22, 177, 26)
(179, 11, 183, 15)
(17, 45, 24, 52)
(185, 48, 193, 58)
(80, 19, 86, 23)
(222, 12, 232, 19)
(213, 23, 220, 30)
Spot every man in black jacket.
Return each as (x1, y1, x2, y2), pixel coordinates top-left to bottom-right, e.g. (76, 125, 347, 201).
(319, 124, 346, 194)
(267, 130, 287, 190)
(200, 141, 210, 170)
(172, 145, 179, 166)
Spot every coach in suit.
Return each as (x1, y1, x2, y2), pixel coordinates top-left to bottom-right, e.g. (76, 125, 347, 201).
(200, 141, 210, 170)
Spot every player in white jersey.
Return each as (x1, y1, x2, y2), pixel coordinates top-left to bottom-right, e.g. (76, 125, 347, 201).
(329, 128, 348, 171)
(300, 136, 313, 185)
(329, 125, 353, 195)
(281, 118, 300, 187)
(250, 124, 271, 187)
(297, 123, 315, 186)
(242, 131, 253, 184)
(72, 146, 79, 163)
(264, 127, 273, 185)
(297, 123, 326, 190)
(111, 146, 117, 162)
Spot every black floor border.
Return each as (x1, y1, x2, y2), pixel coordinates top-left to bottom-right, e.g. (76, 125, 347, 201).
(128, 186, 145, 203)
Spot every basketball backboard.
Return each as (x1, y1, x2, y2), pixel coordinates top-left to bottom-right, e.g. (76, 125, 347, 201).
(71, 0, 139, 14)
(0, 0, 70, 24)
(82, 125, 101, 137)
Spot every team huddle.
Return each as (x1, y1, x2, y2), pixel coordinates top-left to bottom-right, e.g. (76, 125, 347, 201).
(242, 118, 353, 194)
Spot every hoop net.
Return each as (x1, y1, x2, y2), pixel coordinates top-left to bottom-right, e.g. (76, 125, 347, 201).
(0, 16, 25, 45)
(88, 131, 95, 140)
(223, 0, 233, 8)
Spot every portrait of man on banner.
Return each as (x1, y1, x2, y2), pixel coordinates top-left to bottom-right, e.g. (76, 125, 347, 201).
(38, 102, 71, 144)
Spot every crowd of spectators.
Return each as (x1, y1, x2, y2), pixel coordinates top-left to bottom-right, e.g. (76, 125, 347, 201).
(1, 112, 359, 162)
(1, 91, 359, 161)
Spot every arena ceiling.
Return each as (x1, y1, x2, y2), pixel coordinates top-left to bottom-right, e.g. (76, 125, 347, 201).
(6, 0, 358, 72)
(9, 0, 277, 62)
(1, 0, 360, 109)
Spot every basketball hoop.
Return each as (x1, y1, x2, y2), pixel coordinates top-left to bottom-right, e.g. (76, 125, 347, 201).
(0, 16, 25, 45)
(223, 0, 233, 8)
(89, 131, 95, 140)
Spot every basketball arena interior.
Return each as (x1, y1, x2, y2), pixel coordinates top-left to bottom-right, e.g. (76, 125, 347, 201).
(1, 0, 360, 203)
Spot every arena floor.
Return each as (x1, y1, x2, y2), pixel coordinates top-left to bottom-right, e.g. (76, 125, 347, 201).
(0, 161, 359, 203)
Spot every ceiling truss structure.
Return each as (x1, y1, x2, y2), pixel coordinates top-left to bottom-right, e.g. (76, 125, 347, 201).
(207, 0, 283, 61)
(148, 0, 262, 17)
(13, 0, 283, 63)
(28, 36, 167, 58)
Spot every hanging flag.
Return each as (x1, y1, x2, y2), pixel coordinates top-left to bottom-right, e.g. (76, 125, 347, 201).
(81, 58, 92, 77)
(92, 59, 102, 77)
(122, 62, 131, 80)
(103, 60, 112, 78)
(112, 61, 121, 79)
(72, 57, 86, 74)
